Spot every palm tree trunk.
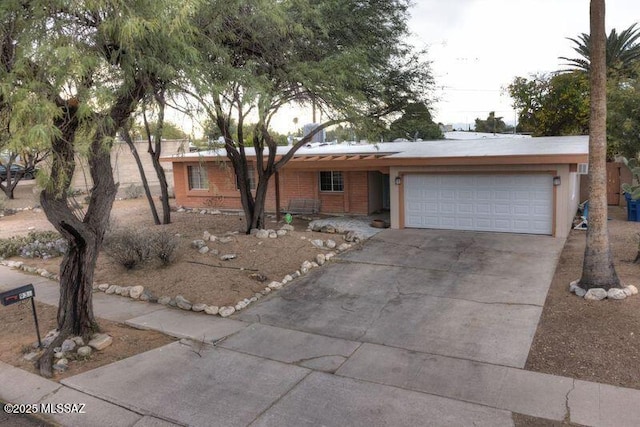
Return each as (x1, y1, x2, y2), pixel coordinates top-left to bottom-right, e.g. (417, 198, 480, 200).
(579, 0, 620, 290)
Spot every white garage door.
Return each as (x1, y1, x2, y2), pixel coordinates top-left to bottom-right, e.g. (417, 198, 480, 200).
(404, 174, 553, 235)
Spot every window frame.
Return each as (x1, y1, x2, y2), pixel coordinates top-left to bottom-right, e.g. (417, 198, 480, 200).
(187, 164, 209, 190)
(319, 171, 344, 193)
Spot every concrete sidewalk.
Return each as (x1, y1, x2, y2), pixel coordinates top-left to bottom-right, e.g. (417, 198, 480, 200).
(1, 246, 640, 427)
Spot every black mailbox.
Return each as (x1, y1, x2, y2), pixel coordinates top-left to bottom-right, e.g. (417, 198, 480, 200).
(0, 284, 35, 306)
(0, 284, 42, 347)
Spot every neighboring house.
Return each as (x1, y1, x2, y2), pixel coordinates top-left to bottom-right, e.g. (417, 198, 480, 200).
(161, 135, 588, 238)
(71, 139, 187, 196)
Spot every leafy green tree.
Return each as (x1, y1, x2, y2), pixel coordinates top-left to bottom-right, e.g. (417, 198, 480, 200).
(387, 102, 442, 140)
(507, 72, 590, 136)
(1, 0, 197, 376)
(129, 119, 188, 141)
(579, 0, 620, 291)
(559, 23, 640, 78)
(474, 111, 507, 134)
(607, 67, 640, 158)
(191, 0, 433, 232)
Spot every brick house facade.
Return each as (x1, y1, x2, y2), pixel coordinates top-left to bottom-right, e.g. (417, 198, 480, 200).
(162, 136, 589, 238)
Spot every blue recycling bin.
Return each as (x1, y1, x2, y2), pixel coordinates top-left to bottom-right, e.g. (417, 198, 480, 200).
(625, 193, 640, 221)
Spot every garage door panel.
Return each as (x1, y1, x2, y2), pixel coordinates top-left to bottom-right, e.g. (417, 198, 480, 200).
(404, 174, 552, 235)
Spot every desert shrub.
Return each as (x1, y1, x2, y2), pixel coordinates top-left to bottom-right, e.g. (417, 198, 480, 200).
(20, 231, 67, 259)
(0, 236, 24, 258)
(151, 230, 179, 266)
(0, 231, 66, 259)
(124, 184, 143, 200)
(103, 228, 153, 269)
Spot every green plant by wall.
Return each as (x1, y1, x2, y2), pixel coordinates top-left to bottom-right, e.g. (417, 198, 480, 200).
(622, 157, 640, 200)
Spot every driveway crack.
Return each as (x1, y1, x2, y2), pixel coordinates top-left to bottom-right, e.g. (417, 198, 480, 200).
(564, 378, 576, 423)
(353, 279, 401, 341)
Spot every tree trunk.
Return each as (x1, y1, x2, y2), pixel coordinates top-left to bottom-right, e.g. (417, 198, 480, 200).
(36, 81, 144, 377)
(251, 176, 271, 230)
(150, 151, 171, 224)
(579, 0, 620, 290)
(123, 130, 160, 225)
(0, 176, 18, 199)
(0, 155, 23, 199)
(144, 96, 171, 224)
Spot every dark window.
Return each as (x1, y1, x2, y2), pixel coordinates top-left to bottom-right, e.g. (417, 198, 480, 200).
(187, 165, 209, 190)
(319, 171, 344, 192)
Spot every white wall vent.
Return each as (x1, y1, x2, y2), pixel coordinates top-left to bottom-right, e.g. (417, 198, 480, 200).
(577, 163, 589, 175)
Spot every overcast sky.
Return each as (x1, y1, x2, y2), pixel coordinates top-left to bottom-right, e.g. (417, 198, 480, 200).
(179, 1, 640, 136)
(410, 0, 640, 128)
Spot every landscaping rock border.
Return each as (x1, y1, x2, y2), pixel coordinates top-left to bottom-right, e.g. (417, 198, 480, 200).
(569, 280, 638, 301)
(22, 330, 113, 374)
(1, 224, 361, 321)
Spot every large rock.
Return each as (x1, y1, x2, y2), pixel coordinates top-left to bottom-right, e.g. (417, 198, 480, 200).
(198, 246, 210, 254)
(280, 224, 294, 231)
(203, 231, 211, 241)
(607, 288, 627, 300)
(191, 239, 207, 249)
(42, 330, 59, 348)
(321, 225, 336, 234)
(158, 296, 171, 305)
(316, 253, 326, 266)
(218, 236, 234, 244)
(61, 339, 76, 353)
(276, 229, 287, 237)
(88, 334, 113, 351)
(129, 285, 144, 300)
(204, 305, 219, 315)
(175, 295, 193, 310)
(311, 239, 324, 248)
(220, 254, 237, 261)
(256, 230, 269, 239)
(268, 231, 278, 239)
(53, 359, 68, 373)
(77, 346, 92, 357)
(192, 303, 207, 312)
(584, 288, 607, 301)
(105, 285, 118, 295)
(219, 306, 236, 317)
(97, 283, 110, 292)
(268, 281, 283, 290)
(344, 230, 365, 243)
(139, 289, 157, 303)
(326, 239, 337, 249)
(626, 285, 638, 296)
(337, 243, 351, 252)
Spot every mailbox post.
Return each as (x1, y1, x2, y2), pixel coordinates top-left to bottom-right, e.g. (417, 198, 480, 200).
(0, 284, 42, 348)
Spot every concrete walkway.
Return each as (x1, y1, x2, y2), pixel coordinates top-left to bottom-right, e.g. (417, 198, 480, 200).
(1, 229, 639, 426)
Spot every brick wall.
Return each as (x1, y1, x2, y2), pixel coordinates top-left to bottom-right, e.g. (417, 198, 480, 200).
(172, 161, 373, 215)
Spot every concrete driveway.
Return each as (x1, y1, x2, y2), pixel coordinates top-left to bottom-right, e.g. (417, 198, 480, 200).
(21, 230, 640, 426)
(238, 229, 565, 368)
